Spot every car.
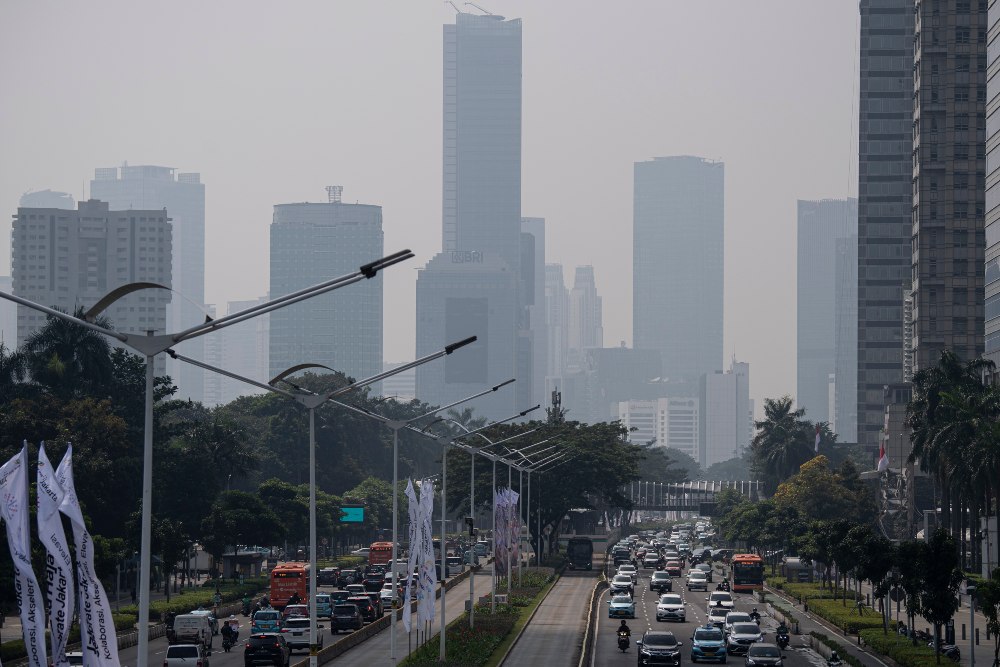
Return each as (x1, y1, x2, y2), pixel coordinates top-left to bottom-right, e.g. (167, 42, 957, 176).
(618, 564, 639, 582)
(707, 592, 735, 610)
(725, 623, 763, 656)
(251, 609, 282, 634)
(165, 644, 210, 667)
(707, 606, 730, 630)
(656, 593, 686, 622)
(696, 563, 714, 582)
(65, 652, 84, 666)
(613, 548, 633, 566)
(611, 574, 636, 596)
(607, 593, 637, 619)
(347, 595, 379, 623)
(313, 593, 333, 619)
(691, 625, 727, 663)
(345, 583, 366, 596)
(650, 571, 674, 593)
(280, 617, 324, 652)
(318, 567, 338, 586)
(474, 541, 489, 556)
(364, 591, 385, 617)
(244, 632, 291, 667)
(665, 560, 683, 577)
(351, 547, 371, 558)
(328, 590, 352, 605)
(331, 603, 364, 633)
(723, 612, 754, 636)
(637, 630, 683, 666)
(338, 568, 360, 586)
(281, 604, 309, 624)
(687, 571, 709, 591)
(188, 608, 219, 635)
(380, 583, 397, 608)
(363, 571, 385, 592)
(745, 643, 783, 667)
(643, 555, 661, 569)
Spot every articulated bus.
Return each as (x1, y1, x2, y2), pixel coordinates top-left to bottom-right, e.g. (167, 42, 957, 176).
(270, 562, 310, 609)
(731, 553, 764, 593)
(368, 541, 393, 567)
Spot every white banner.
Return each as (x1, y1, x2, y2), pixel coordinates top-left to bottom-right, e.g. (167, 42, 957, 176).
(37, 444, 75, 667)
(55, 445, 121, 667)
(417, 478, 436, 624)
(0, 445, 48, 667)
(402, 479, 419, 633)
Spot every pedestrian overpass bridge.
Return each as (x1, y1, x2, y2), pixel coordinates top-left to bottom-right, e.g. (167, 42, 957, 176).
(627, 479, 761, 515)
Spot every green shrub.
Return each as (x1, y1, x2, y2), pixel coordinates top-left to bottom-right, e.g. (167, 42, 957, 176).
(0, 639, 25, 662)
(809, 631, 865, 667)
(859, 630, 940, 667)
(767, 575, 788, 589)
(806, 599, 885, 634)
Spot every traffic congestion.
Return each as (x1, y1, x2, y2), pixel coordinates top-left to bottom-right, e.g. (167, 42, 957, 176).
(594, 521, 833, 667)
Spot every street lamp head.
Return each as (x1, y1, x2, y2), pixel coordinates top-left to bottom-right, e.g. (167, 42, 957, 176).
(84, 282, 171, 322)
(519, 404, 541, 418)
(268, 363, 336, 388)
(359, 249, 414, 278)
(492, 378, 516, 392)
(445, 336, 478, 354)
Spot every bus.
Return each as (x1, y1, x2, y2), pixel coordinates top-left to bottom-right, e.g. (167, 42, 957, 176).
(731, 553, 764, 593)
(368, 541, 393, 567)
(270, 562, 310, 609)
(566, 537, 593, 570)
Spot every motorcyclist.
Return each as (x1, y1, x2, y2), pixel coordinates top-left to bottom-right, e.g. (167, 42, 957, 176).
(242, 595, 252, 614)
(288, 592, 302, 606)
(221, 620, 236, 649)
(619, 619, 632, 636)
(749, 607, 761, 622)
(777, 621, 789, 635)
(827, 651, 843, 666)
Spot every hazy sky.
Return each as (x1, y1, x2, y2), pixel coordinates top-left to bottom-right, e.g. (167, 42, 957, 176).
(0, 1, 859, 418)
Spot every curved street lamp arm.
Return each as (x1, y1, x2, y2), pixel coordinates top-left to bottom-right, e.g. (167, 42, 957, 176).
(405, 378, 516, 425)
(0, 290, 129, 342)
(168, 350, 299, 399)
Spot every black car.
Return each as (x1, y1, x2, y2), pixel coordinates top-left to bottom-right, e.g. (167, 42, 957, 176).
(318, 568, 338, 586)
(745, 643, 783, 667)
(331, 604, 364, 633)
(329, 590, 352, 605)
(347, 595, 379, 623)
(637, 630, 683, 666)
(363, 572, 385, 592)
(649, 571, 674, 593)
(244, 632, 291, 667)
(364, 591, 384, 616)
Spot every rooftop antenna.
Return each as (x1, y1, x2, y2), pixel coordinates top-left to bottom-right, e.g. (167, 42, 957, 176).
(326, 185, 343, 204)
(464, 2, 494, 14)
(445, 1, 462, 13)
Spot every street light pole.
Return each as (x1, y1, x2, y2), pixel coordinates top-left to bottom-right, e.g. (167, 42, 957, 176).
(440, 442, 448, 661)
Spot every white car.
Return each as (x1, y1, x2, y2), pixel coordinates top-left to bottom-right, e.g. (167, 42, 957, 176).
(281, 617, 324, 652)
(687, 571, 709, 591)
(618, 564, 639, 583)
(380, 583, 397, 608)
(708, 591, 735, 610)
(707, 605, 730, 629)
(723, 611, 754, 635)
(656, 593, 686, 622)
(164, 644, 210, 667)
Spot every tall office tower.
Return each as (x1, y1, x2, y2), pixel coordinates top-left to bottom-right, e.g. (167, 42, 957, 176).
(0, 276, 14, 347)
(544, 264, 569, 388)
(699, 359, 753, 467)
(617, 397, 700, 461)
(91, 165, 205, 402)
(19, 190, 75, 209)
(11, 199, 171, 374)
(269, 193, 383, 385)
(634, 156, 724, 381)
(203, 304, 222, 406)
(417, 11, 523, 417)
(206, 297, 271, 406)
(985, 0, 1000, 382)
(911, 0, 987, 373)
(835, 235, 859, 440)
(567, 266, 604, 370)
(857, 0, 916, 452)
(382, 362, 417, 402)
(796, 198, 858, 426)
(521, 218, 547, 408)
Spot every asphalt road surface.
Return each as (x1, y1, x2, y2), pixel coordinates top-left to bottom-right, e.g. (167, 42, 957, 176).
(593, 564, 830, 667)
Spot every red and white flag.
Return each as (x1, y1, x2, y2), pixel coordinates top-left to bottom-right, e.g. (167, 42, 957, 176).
(814, 424, 821, 453)
(877, 442, 889, 472)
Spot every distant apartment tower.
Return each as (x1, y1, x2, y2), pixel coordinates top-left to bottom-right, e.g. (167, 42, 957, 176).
(567, 266, 603, 370)
(0, 276, 14, 347)
(11, 199, 171, 373)
(269, 195, 383, 385)
(544, 264, 569, 387)
(796, 198, 858, 427)
(91, 165, 205, 402)
(521, 218, 547, 410)
(857, 0, 916, 451)
(634, 156, 724, 381)
(618, 397, 700, 461)
(911, 1, 987, 372)
(203, 297, 270, 407)
(700, 360, 752, 468)
(986, 0, 1000, 380)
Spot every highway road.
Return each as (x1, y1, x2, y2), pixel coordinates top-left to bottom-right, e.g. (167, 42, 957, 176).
(502, 556, 604, 667)
(592, 564, 830, 667)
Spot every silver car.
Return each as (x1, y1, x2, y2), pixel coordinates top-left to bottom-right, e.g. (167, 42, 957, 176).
(726, 623, 763, 655)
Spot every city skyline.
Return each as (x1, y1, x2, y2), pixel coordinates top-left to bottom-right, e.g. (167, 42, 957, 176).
(0, 2, 861, 417)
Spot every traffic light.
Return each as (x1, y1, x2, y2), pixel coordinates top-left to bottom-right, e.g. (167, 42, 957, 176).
(465, 516, 474, 537)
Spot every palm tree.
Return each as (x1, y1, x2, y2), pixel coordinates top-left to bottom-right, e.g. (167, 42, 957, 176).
(750, 395, 815, 493)
(0, 342, 28, 396)
(21, 307, 114, 397)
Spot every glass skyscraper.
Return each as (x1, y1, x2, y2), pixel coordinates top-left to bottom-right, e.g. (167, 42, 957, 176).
(986, 0, 1000, 380)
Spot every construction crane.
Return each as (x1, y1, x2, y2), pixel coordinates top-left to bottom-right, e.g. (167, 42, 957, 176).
(464, 2, 494, 15)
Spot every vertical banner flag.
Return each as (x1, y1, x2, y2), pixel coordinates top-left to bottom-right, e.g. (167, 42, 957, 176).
(56, 445, 121, 667)
(417, 478, 436, 624)
(0, 445, 48, 667)
(877, 441, 889, 473)
(402, 479, 419, 633)
(37, 444, 75, 667)
(814, 424, 821, 453)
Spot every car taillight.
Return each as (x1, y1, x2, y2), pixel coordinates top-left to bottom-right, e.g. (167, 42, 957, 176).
(281, 628, 290, 632)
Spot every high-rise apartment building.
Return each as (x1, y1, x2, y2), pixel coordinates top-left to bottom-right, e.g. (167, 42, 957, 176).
(834, 235, 859, 440)
(521, 217, 547, 410)
(986, 0, 1000, 379)
(417, 11, 524, 418)
(618, 397, 700, 461)
(700, 360, 752, 468)
(11, 199, 171, 373)
(911, 1, 987, 373)
(91, 165, 205, 401)
(634, 156, 724, 381)
(269, 195, 383, 385)
(796, 198, 858, 427)
(567, 266, 603, 370)
(544, 264, 569, 389)
(857, 0, 916, 452)
(19, 190, 75, 210)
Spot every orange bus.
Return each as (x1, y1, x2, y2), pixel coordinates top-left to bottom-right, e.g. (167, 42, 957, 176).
(731, 553, 764, 593)
(270, 562, 310, 609)
(368, 541, 393, 567)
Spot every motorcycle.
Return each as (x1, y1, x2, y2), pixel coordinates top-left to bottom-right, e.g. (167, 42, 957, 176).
(776, 632, 789, 650)
(222, 630, 238, 652)
(618, 631, 630, 653)
(929, 642, 960, 662)
(242, 600, 253, 617)
(749, 609, 761, 624)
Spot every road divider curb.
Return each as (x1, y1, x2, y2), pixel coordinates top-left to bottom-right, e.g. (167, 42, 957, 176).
(579, 574, 609, 667)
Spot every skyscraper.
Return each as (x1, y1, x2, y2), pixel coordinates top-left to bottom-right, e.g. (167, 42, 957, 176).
(796, 198, 858, 427)
(567, 265, 603, 370)
(521, 218, 547, 409)
(19, 190, 75, 209)
(986, 0, 1000, 380)
(633, 156, 724, 381)
(834, 234, 859, 441)
(269, 193, 383, 385)
(91, 165, 205, 401)
(700, 359, 753, 467)
(204, 297, 270, 407)
(544, 263, 569, 390)
(0, 275, 14, 347)
(857, 0, 915, 452)
(417, 10, 523, 418)
(11, 199, 171, 373)
(911, 0, 987, 372)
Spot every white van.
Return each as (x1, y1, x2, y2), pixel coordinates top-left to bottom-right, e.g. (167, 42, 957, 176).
(171, 613, 213, 651)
